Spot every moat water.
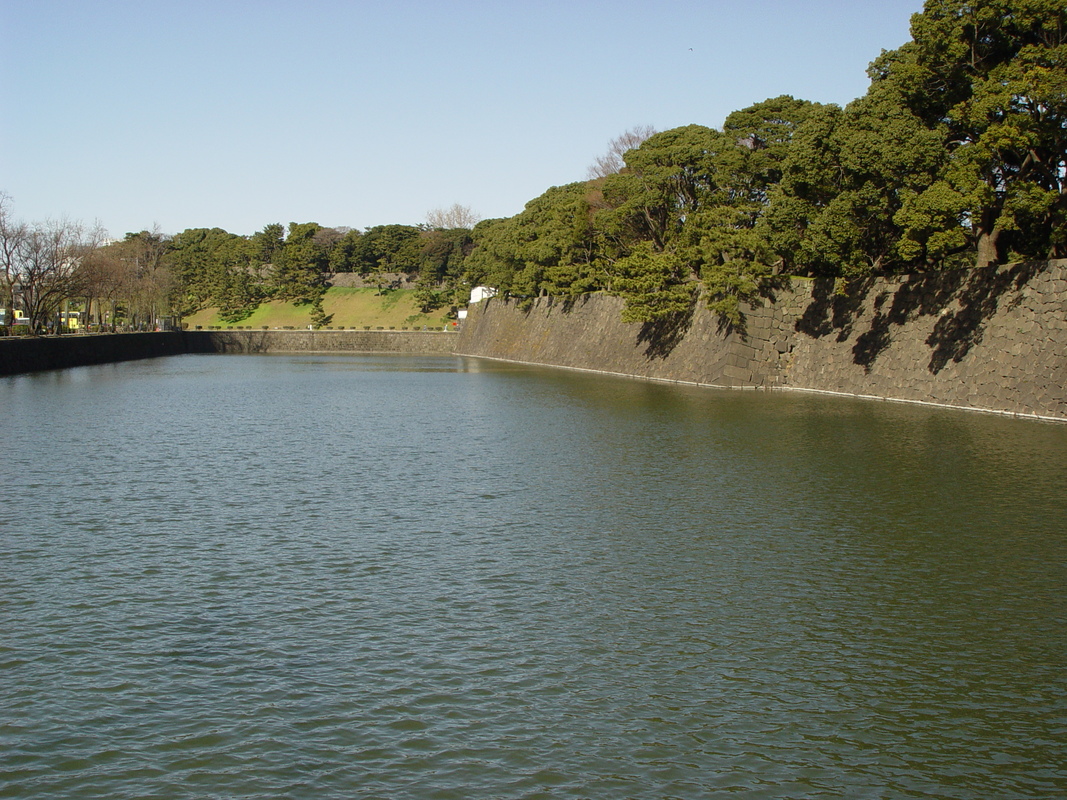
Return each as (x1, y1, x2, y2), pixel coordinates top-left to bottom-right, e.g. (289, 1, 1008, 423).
(2, 354, 1066, 799)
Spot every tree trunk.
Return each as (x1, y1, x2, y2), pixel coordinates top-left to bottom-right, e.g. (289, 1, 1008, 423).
(974, 202, 1005, 268)
(975, 227, 1003, 268)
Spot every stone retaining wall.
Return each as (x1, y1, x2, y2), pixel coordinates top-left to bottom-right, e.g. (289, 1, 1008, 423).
(327, 272, 416, 289)
(454, 260, 1067, 421)
(184, 329, 457, 355)
(0, 332, 188, 376)
(0, 329, 457, 375)
(784, 261, 1067, 418)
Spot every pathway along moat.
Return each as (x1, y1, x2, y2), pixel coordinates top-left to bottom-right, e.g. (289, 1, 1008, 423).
(3, 353, 1066, 799)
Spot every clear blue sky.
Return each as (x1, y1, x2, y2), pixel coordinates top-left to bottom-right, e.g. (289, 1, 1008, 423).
(2, 0, 924, 238)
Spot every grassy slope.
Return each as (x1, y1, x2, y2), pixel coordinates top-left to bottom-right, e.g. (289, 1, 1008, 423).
(183, 288, 454, 329)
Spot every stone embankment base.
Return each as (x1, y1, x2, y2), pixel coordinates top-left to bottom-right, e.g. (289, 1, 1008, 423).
(454, 260, 1067, 422)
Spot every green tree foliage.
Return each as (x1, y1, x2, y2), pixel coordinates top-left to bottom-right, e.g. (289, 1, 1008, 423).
(417, 228, 472, 281)
(463, 217, 516, 292)
(593, 126, 722, 319)
(474, 0, 1065, 320)
(413, 228, 474, 311)
(309, 296, 333, 328)
(464, 183, 601, 299)
(722, 95, 823, 192)
(765, 95, 946, 279)
(328, 228, 364, 272)
(272, 222, 331, 304)
(362, 225, 422, 271)
(612, 241, 696, 323)
(700, 97, 821, 319)
(599, 125, 722, 254)
(167, 227, 261, 320)
(750, 0, 1067, 279)
(865, 0, 1067, 266)
(596, 115, 811, 321)
(250, 223, 284, 267)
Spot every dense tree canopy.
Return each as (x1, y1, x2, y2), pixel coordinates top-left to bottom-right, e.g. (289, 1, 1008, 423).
(883, 0, 1067, 265)
(459, 0, 1066, 321)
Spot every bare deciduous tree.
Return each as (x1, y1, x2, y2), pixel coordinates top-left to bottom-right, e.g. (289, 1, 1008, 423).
(0, 202, 104, 333)
(426, 204, 481, 230)
(586, 125, 658, 179)
(0, 193, 28, 328)
(32, 222, 106, 332)
(312, 226, 345, 253)
(91, 229, 173, 329)
(75, 243, 125, 328)
(0, 196, 118, 332)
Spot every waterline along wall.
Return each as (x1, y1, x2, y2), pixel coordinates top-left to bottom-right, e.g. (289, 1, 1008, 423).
(453, 260, 1067, 422)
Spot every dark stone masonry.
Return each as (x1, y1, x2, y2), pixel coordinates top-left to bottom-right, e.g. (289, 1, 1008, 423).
(454, 260, 1067, 421)
(0, 329, 456, 376)
(0, 331, 189, 376)
(183, 329, 456, 355)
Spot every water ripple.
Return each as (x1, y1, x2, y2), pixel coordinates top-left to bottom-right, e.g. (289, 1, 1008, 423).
(2, 355, 1066, 798)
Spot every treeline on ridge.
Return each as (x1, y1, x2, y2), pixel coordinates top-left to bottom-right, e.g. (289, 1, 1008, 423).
(2, 0, 1063, 333)
(159, 221, 474, 326)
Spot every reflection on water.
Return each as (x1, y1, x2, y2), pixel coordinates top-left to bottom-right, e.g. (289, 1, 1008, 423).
(2, 354, 1066, 798)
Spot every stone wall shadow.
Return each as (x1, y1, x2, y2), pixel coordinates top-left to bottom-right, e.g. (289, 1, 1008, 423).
(757, 275, 792, 304)
(851, 290, 893, 372)
(794, 265, 1041, 374)
(637, 293, 698, 359)
(184, 330, 273, 354)
(796, 276, 876, 340)
(240, 331, 271, 354)
(926, 261, 1043, 373)
(849, 275, 964, 371)
(212, 331, 271, 354)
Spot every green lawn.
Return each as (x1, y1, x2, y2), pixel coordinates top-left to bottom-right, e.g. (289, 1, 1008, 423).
(183, 288, 455, 329)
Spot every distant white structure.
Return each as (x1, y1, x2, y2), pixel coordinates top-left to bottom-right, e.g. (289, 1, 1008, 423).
(469, 286, 498, 304)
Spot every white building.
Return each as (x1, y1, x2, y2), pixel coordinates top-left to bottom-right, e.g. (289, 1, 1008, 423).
(469, 286, 498, 304)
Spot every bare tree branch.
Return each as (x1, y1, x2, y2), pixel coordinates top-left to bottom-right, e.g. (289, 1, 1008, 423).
(587, 125, 659, 179)
(426, 204, 481, 230)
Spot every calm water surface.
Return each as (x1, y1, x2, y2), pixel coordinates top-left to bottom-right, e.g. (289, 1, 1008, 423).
(2, 354, 1066, 799)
